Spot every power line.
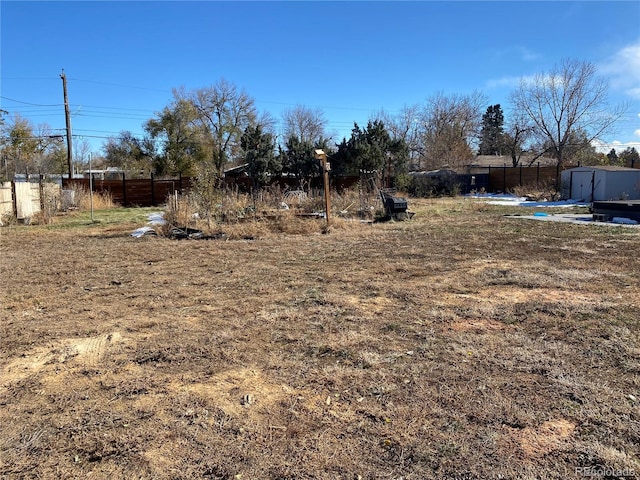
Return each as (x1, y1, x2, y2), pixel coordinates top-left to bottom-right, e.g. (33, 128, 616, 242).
(71, 104, 158, 113)
(0, 77, 58, 81)
(0, 96, 62, 107)
(65, 77, 378, 112)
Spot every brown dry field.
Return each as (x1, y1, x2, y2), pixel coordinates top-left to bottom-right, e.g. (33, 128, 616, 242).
(1, 198, 639, 479)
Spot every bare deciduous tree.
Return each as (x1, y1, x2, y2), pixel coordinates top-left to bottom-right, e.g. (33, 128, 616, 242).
(281, 105, 327, 145)
(510, 58, 627, 167)
(503, 108, 534, 167)
(73, 138, 92, 173)
(373, 105, 423, 169)
(418, 91, 487, 170)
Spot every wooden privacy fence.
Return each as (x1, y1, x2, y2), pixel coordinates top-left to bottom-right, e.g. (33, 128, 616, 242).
(485, 164, 564, 192)
(62, 174, 362, 207)
(55, 164, 591, 208)
(62, 175, 194, 207)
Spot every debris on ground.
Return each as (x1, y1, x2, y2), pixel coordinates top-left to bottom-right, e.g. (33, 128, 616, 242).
(131, 226, 158, 238)
(131, 212, 165, 237)
(169, 226, 227, 240)
(147, 212, 166, 225)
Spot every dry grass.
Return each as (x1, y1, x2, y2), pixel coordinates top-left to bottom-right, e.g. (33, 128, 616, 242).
(511, 180, 561, 201)
(161, 189, 378, 239)
(75, 187, 116, 211)
(1, 197, 639, 479)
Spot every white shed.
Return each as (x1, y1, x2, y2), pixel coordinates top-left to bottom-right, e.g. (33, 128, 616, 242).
(561, 166, 640, 202)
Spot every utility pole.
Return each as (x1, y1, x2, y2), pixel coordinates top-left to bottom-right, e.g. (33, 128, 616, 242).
(60, 69, 73, 178)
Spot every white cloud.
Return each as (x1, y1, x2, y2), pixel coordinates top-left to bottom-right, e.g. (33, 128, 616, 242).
(486, 75, 537, 90)
(635, 129, 640, 137)
(486, 76, 520, 89)
(599, 41, 640, 100)
(592, 138, 640, 153)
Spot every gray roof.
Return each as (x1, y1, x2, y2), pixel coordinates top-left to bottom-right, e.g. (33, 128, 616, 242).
(566, 165, 640, 172)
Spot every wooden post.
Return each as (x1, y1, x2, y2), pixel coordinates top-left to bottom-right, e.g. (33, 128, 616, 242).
(11, 181, 18, 219)
(39, 174, 45, 211)
(519, 164, 522, 186)
(150, 173, 155, 206)
(323, 158, 331, 226)
(314, 150, 331, 227)
(503, 164, 506, 192)
(122, 172, 127, 206)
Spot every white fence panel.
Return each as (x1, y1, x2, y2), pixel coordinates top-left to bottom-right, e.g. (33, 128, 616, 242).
(0, 182, 12, 218)
(14, 182, 41, 220)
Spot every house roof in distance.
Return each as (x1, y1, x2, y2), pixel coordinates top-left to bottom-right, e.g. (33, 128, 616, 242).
(472, 155, 558, 167)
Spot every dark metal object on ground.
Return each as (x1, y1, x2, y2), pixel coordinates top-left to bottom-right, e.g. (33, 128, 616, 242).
(379, 188, 413, 220)
(169, 227, 227, 240)
(169, 227, 204, 240)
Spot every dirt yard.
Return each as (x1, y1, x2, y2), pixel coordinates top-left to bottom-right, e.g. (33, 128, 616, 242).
(1, 198, 638, 479)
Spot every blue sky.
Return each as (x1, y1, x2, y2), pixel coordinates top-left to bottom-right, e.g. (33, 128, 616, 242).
(1, 1, 639, 157)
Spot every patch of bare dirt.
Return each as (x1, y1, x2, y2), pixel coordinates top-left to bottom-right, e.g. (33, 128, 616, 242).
(501, 419, 576, 458)
(1, 332, 123, 394)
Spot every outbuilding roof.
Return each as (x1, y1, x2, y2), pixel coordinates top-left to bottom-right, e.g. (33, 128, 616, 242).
(565, 165, 640, 172)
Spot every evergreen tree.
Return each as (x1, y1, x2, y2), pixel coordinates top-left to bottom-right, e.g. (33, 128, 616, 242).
(619, 147, 639, 168)
(478, 104, 505, 155)
(328, 121, 407, 179)
(280, 134, 317, 185)
(240, 124, 278, 188)
(606, 148, 619, 166)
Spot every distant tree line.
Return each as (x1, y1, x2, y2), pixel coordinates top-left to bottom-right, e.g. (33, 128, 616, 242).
(1, 58, 632, 189)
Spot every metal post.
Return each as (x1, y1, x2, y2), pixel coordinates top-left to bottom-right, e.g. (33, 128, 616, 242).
(569, 171, 573, 199)
(89, 153, 94, 222)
